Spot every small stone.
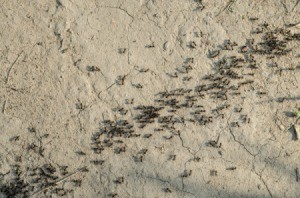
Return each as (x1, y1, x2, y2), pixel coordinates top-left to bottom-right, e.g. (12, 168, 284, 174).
(279, 125, 285, 131)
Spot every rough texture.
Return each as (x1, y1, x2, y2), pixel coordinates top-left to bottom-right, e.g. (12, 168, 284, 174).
(0, 0, 300, 197)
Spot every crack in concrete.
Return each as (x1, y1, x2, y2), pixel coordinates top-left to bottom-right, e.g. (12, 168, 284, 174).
(97, 5, 135, 67)
(176, 131, 202, 198)
(177, 130, 194, 155)
(107, 168, 130, 197)
(226, 113, 258, 157)
(3, 51, 25, 115)
(99, 5, 134, 19)
(5, 50, 24, 85)
(146, 175, 197, 197)
(292, 0, 300, 11)
(227, 124, 257, 157)
(280, 0, 288, 14)
(252, 164, 273, 197)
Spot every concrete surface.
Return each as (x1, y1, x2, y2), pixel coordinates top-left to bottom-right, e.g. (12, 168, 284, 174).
(0, 0, 300, 197)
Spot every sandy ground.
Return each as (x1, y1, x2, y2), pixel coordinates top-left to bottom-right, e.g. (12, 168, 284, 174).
(0, 0, 300, 197)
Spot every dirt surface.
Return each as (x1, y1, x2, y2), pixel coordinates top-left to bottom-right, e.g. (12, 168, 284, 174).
(0, 0, 300, 197)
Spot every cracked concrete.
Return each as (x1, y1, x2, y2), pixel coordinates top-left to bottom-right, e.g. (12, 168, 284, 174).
(0, 0, 300, 198)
